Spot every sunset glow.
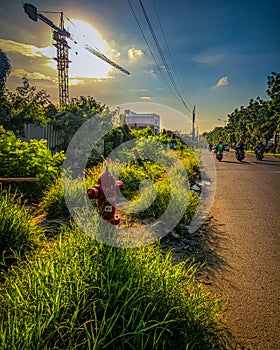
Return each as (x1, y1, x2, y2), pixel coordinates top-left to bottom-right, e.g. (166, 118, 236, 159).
(67, 20, 111, 79)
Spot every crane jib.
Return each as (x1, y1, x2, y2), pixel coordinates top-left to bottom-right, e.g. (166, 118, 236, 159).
(85, 45, 130, 76)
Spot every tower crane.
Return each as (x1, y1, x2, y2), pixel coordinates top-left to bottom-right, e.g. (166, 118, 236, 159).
(23, 3, 130, 106)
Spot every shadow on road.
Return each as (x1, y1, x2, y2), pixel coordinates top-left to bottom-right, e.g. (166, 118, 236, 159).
(160, 217, 249, 349)
(160, 216, 229, 276)
(252, 159, 280, 166)
(218, 160, 248, 164)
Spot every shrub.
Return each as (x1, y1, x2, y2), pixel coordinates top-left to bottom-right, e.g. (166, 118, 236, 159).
(0, 126, 65, 201)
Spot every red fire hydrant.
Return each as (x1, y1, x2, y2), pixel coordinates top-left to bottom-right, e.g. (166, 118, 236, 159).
(87, 166, 125, 225)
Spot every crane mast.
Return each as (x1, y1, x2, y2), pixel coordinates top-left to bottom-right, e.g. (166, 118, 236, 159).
(23, 3, 130, 106)
(23, 3, 71, 106)
(53, 13, 71, 106)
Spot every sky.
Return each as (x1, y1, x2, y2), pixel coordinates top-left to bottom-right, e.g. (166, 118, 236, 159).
(1, 0, 280, 133)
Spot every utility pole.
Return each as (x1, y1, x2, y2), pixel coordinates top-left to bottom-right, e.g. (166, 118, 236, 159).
(192, 105, 195, 149)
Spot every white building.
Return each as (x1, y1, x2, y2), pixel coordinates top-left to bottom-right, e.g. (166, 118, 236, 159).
(124, 109, 160, 135)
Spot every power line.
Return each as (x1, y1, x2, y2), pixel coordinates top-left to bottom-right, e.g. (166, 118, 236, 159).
(138, 0, 192, 114)
(151, 0, 193, 111)
(127, 0, 184, 105)
(129, 0, 192, 115)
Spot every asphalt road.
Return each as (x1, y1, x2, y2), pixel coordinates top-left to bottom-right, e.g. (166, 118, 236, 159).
(207, 151, 280, 350)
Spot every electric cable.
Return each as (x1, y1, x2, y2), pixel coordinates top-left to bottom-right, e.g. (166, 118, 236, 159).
(128, 0, 184, 104)
(151, 0, 193, 112)
(137, 0, 192, 114)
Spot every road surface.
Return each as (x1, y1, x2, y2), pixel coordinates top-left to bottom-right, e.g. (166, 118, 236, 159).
(206, 150, 280, 350)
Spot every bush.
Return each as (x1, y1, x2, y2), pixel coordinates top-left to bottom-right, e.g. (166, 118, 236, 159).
(0, 226, 225, 349)
(0, 126, 65, 201)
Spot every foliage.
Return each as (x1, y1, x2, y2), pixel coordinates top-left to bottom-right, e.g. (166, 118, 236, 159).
(0, 49, 11, 93)
(40, 130, 199, 229)
(0, 191, 44, 267)
(0, 78, 53, 137)
(266, 72, 280, 140)
(0, 126, 65, 200)
(0, 226, 225, 349)
(204, 72, 280, 149)
(51, 96, 114, 151)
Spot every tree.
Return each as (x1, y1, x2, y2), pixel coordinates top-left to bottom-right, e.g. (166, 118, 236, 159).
(206, 72, 280, 150)
(0, 78, 53, 137)
(0, 49, 11, 93)
(51, 96, 113, 151)
(266, 72, 280, 145)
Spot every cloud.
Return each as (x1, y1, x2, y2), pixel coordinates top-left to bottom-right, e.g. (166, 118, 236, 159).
(69, 78, 85, 85)
(10, 68, 57, 83)
(0, 39, 45, 58)
(140, 96, 151, 101)
(192, 52, 226, 64)
(129, 88, 149, 92)
(144, 70, 157, 78)
(214, 76, 229, 88)
(128, 47, 144, 60)
(109, 48, 121, 58)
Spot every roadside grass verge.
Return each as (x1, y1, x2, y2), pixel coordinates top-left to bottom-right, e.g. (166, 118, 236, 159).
(0, 225, 226, 350)
(0, 191, 44, 268)
(40, 151, 199, 231)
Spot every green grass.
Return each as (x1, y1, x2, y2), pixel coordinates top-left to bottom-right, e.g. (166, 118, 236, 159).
(0, 191, 44, 267)
(0, 140, 231, 349)
(0, 225, 226, 350)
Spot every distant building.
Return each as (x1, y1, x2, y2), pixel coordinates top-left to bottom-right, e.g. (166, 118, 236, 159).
(123, 109, 160, 135)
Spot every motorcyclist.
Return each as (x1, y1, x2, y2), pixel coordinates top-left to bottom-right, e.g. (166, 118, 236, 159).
(235, 138, 245, 152)
(215, 140, 224, 153)
(234, 138, 245, 161)
(255, 141, 265, 155)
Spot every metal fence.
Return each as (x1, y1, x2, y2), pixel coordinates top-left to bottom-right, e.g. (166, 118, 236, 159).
(23, 123, 63, 152)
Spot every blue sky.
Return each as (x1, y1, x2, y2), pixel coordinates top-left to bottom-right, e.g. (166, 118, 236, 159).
(1, 0, 279, 132)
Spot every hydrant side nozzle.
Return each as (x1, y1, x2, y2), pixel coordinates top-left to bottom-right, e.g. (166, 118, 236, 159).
(87, 186, 100, 199)
(116, 180, 125, 191)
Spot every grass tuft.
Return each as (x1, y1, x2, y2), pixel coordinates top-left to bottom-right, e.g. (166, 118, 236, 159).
(0, 225, 225, 349)
(0, 191, 44, 268)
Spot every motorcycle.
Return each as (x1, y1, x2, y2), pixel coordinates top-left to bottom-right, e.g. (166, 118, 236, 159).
(255, 149, 264, 160)
(216, 151, 223, 161)
(235, 148, 245, 161)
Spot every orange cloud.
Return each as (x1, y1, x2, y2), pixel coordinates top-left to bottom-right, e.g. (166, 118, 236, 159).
(128, 47, 144, 60)
(216, 76, 229, 87)
(10, 68, 56, 83)
(0, 39, 45, 57)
